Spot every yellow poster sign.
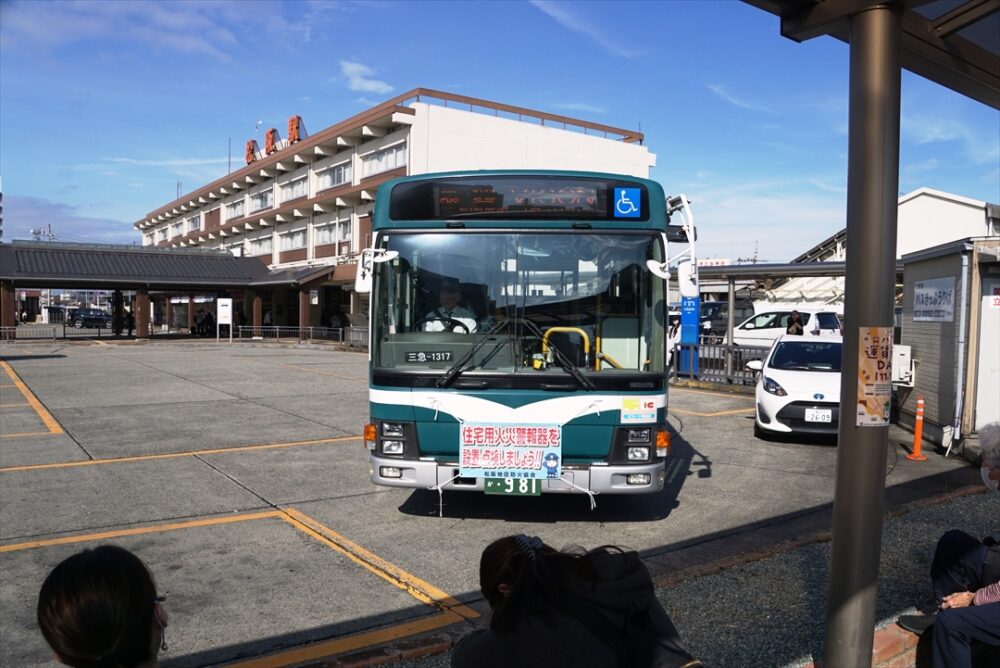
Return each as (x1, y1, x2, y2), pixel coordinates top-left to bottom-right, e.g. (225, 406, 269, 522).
(857, 327, 892, 427)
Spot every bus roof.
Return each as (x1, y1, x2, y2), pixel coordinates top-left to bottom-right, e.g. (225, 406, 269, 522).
(371, 170, 668, 231)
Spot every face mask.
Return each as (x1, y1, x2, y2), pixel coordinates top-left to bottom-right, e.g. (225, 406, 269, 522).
(982, 465, 999, 493)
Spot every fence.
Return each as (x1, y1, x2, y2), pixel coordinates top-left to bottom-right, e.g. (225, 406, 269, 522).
(674, 343, 771, 386)
(1, 326, 59, 342)
(235, 326, 344, 343)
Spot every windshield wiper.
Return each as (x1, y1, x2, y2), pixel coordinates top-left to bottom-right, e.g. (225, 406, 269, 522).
(435, 320, 510, 388)
(503, 315, 596, 391)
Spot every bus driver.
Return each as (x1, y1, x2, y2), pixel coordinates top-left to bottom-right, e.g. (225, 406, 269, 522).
(422, 280, 478, 333)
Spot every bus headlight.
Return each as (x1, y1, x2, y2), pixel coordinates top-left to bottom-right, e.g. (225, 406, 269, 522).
(382, 422, 405, 438)
(382, 440, 404, 455)
(627, 473, 651, 485)
(627, 428, 651, 444)
(380, 466, 403, 478)
(627, 446, 649, 461)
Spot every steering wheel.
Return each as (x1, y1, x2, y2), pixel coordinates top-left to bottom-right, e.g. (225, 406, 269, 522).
(415, 317, 470, 333)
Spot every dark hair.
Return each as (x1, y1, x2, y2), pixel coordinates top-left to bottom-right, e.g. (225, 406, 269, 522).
(37, 545, 158, 668)
(479, 535, 617, 632)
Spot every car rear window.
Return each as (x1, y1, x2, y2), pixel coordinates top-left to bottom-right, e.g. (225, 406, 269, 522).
(769, 341, 842, 371)
(816, 313, 841, 330)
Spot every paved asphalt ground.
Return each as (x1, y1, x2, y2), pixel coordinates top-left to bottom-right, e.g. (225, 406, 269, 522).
(0, 338, 986, 667)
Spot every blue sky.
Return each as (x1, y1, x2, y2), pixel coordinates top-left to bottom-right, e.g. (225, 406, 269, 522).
(1, 0, 997, 262)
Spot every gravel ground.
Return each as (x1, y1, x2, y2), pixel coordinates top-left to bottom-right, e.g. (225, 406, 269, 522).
(390, 490, 997, 668)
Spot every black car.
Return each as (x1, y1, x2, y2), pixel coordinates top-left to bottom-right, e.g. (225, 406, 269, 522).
(700, 300, 755, 342)
(71, 308, 113, 329)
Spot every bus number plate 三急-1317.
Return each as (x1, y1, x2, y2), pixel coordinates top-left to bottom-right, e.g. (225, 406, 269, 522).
(405, 351, 453, 363)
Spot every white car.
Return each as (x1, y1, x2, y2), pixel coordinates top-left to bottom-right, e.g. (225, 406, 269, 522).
(732, 307, 843, 347)
(746, 334, 842, 438)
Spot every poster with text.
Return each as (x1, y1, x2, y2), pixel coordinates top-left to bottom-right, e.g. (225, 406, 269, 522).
(856, 327, 892, 427)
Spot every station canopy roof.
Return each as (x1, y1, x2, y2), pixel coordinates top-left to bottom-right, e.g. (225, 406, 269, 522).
(0, 241, 275, 290)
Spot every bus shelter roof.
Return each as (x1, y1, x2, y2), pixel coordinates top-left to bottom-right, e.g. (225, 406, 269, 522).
(745, 0, 1000, 110)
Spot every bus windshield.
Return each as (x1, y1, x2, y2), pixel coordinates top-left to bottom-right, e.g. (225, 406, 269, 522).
(372, 231, 666, 380)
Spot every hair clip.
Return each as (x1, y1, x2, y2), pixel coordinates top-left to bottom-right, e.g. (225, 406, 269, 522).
(514, 534, 543, 561)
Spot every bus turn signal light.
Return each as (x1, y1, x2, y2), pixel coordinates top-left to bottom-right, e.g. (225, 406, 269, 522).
(656, 429, 670, 457)
(363, 423, 377, 450)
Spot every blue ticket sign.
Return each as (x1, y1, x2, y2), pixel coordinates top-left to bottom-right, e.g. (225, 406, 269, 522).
(459, 423, 562, 480)
(680, 296, 700, 344)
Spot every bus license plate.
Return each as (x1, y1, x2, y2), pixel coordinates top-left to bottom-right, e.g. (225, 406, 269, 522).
(805, 408, 832, 423)
(484, 478, 541, 496)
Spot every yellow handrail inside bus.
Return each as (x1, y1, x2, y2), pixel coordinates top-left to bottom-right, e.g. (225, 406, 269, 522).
(541, 327, 591, 368)
(596, 351, 624, 369)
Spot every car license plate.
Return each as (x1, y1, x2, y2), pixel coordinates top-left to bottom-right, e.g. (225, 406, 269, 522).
(805, 408, 832, 423)
(483, 478, 541, 496)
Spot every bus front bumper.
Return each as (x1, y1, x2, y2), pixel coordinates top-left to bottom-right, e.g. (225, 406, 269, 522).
(369, 455, 665, 495)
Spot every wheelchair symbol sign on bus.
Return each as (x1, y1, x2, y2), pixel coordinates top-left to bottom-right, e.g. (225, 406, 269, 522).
(614, 187, 641, 218)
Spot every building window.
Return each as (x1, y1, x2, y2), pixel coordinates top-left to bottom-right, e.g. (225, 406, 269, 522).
(248, 236, 272, 256)
(279, 229, 306, 251)
(250, 188, 273, 212)
(143, 233, 154, 246)
(187, 215, 201, 233)
(280, 177, 308, 202)
(156, 228, 167, 243)
(225, 200, 244, 220)
(361, 142, 406, 177)
(317, 162, 352, 190)
(315, 224, 336, 246)
(169, 222, 182, 238)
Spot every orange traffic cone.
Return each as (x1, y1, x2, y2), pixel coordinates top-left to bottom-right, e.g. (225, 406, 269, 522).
(907, 396, 927, 461)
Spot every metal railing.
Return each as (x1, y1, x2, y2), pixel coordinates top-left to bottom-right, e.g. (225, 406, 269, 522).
(1, 325, 58, 342)
(235, 326, 344, 343)
(673, 343, 771, 386)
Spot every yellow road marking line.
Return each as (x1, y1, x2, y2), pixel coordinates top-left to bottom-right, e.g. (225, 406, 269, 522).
(2, 507, 474, 665)
(224, 611, 465, 668)
(281, 508, 479, 620)
(0, 435, 361, 473)
(280, 363, 365, 381)
(0, 511, 281, 553)
(1, 431, 56, 439)
(0, 361, 63, 434)
(672, 407, 755, 417)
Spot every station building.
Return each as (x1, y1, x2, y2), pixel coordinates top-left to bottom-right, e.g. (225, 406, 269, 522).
(133, 88, 655, 330)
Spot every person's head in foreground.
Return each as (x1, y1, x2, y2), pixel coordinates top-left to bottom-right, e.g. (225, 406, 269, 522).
(479, 534, 607, 631)
(980, 421, 1000, 493)
(37, 545, 167, 668)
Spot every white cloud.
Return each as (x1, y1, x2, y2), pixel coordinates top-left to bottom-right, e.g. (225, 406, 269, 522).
(530, 1, 635, 59)
(901, 113, 1000, 165)
(673, 178, 846, 262)
(903, 158, 939, 175)
(2, 195, 138, 244)
(340, 60, 393, 95)
(549, 102, 607, 115)
(706, 84, 774, 114)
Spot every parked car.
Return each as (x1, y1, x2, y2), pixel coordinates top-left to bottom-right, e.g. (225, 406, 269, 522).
(731, 307, 843, 347)
(71, 308, 113, 329)
(746, 334, 843, 438)
(699, 299, 755, 342)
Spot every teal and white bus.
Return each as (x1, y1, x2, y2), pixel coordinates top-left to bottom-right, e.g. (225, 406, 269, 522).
(356, 171, 693, 504)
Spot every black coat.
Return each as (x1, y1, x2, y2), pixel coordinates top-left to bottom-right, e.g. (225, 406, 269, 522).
(452, 550, 694, 668)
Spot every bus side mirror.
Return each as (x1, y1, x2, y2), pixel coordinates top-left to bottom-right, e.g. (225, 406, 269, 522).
(354, 249, 398, 294)
(745, 360, 763, 372)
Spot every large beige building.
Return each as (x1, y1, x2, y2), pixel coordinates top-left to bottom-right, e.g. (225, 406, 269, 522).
(134, 89, 655, 328)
